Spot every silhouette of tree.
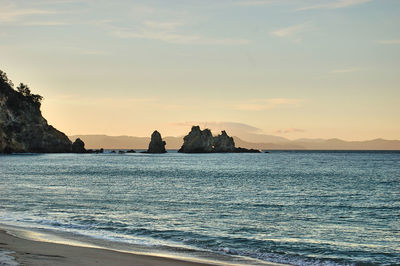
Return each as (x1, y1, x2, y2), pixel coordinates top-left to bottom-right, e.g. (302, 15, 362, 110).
(0, 70, 14, 88)
(17, 83, 31, 97)
(1, 70, 43, 108)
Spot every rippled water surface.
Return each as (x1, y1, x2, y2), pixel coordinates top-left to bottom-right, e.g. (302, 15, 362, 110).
(1, 151, 399, 265)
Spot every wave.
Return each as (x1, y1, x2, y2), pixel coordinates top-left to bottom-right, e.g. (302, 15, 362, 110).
(0, 249, 18, 266)
(0, 211, 360, 266)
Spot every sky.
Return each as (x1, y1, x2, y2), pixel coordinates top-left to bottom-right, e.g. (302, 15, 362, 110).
(1, 0, 399, 140)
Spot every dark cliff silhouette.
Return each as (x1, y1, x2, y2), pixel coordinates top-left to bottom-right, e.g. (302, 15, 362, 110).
(0, 70, 82, 153)
(145, 130, 167, 153)
(178, 126, 260, 153)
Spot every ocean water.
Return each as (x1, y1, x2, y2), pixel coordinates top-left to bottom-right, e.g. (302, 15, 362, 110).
(0, 151, 399, 265)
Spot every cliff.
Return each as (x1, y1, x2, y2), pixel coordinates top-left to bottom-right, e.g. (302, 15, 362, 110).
(0, 70, 73, 153)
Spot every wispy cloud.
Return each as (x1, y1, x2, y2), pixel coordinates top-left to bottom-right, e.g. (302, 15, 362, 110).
(376, 39, 400, 45)
(274, 128, 305, 134)
(21, 21, 70, 26)
(110, 20, 250, 45)
(234, 98, 303, 111)
(271, 23, 308, 37)
(330, 67, 364, 74)
(298, 0, 372, 11)
(0, 2, 74, 27)
(234, 0, 279, 6)
(49, 95, 185, 111)
(270, 23, 313, 43)
(0, 7, 56, 23)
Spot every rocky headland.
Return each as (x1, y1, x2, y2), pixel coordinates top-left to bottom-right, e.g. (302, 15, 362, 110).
(178, 126, 260, 153)
(0, 70, 83, 153)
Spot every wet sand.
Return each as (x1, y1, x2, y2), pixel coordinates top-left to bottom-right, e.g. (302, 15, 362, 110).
(0, 229, 218, 266)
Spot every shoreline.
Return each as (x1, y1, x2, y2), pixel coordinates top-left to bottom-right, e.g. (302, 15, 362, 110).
(0, 226, 280, 266)
(0, 229, 216, 266)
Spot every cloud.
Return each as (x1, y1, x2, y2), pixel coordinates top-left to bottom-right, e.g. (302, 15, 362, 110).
(0, 7, 56, 23)
(49, 95, 186, 111)
(171, 121, 262, 135)
(21, 21, 70, 26)
(298, 0, 372, 11)
(376, 40, 400, 45)
(274, 128, 305, 134)
(234, 0, 279, 6)
(271, 23, 311, 41)
(330, 67, 364, 74)
(0, 2, 73, 26)
(110, 20, 250, 45)
(234, 98, 303, 111)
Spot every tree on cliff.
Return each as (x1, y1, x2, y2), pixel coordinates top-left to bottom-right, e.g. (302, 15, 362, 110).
(0, 70, 43, 108)
(17, 83, 43, 106)
(0, 70, 14, 89)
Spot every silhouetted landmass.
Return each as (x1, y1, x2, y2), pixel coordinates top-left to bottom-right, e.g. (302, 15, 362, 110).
(70, 134, 400, 150)
(0, 70, 77, 153)
(177, 126, 261, 153)
(178, 126, 214, 153)
(72, 138, 86, 153)
(234, 137, 400, 150)
(145, 130, 166, 153)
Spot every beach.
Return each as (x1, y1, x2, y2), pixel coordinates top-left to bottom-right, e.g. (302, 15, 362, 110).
(0, 229, 219, 266)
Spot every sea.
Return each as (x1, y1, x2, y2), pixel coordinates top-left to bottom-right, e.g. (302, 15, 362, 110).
(0, 151, 399, 265)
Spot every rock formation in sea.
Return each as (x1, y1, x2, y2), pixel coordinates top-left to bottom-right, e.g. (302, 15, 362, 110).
(86, 148, 104, 154)
(234, 147, 261, 153)
(72, 138, 86, 153)
(146, 130, 167, 153)
(178, 126, 261, 153)
(0, 70, 73, 153)
(178, 126, 214, 153)
(213, 130, 235, 152)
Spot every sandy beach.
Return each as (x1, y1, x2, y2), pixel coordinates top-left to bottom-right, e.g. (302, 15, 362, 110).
(0, 229, 219, 266)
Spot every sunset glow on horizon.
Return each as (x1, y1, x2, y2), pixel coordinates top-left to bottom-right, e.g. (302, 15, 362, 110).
(1, 0, 399, 141)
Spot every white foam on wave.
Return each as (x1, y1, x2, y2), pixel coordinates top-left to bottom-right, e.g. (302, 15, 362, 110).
(0, 211, 353, 266)
(0, 249, 18, 266)
(0, 213, 217, 261)
(215, 246, 354, 266)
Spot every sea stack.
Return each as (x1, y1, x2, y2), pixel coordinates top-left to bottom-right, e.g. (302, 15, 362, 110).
(213, 130, 235, 152)
(0, 70, 72, 153)
(72, 138, 86, 153)
(146, 130, 166, 153)
(178, 126, 214, 153)
(178, 125, 261, 153)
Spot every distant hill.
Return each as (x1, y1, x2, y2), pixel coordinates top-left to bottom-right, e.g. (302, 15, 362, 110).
(69, 135, 400, 150)
(234, 137, 400, 150)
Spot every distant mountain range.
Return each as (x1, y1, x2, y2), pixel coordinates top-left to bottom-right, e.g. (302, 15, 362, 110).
(69, 134, 400, 150)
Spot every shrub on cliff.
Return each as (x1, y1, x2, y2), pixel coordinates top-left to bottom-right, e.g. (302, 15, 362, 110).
(0, 70, 43, 111)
